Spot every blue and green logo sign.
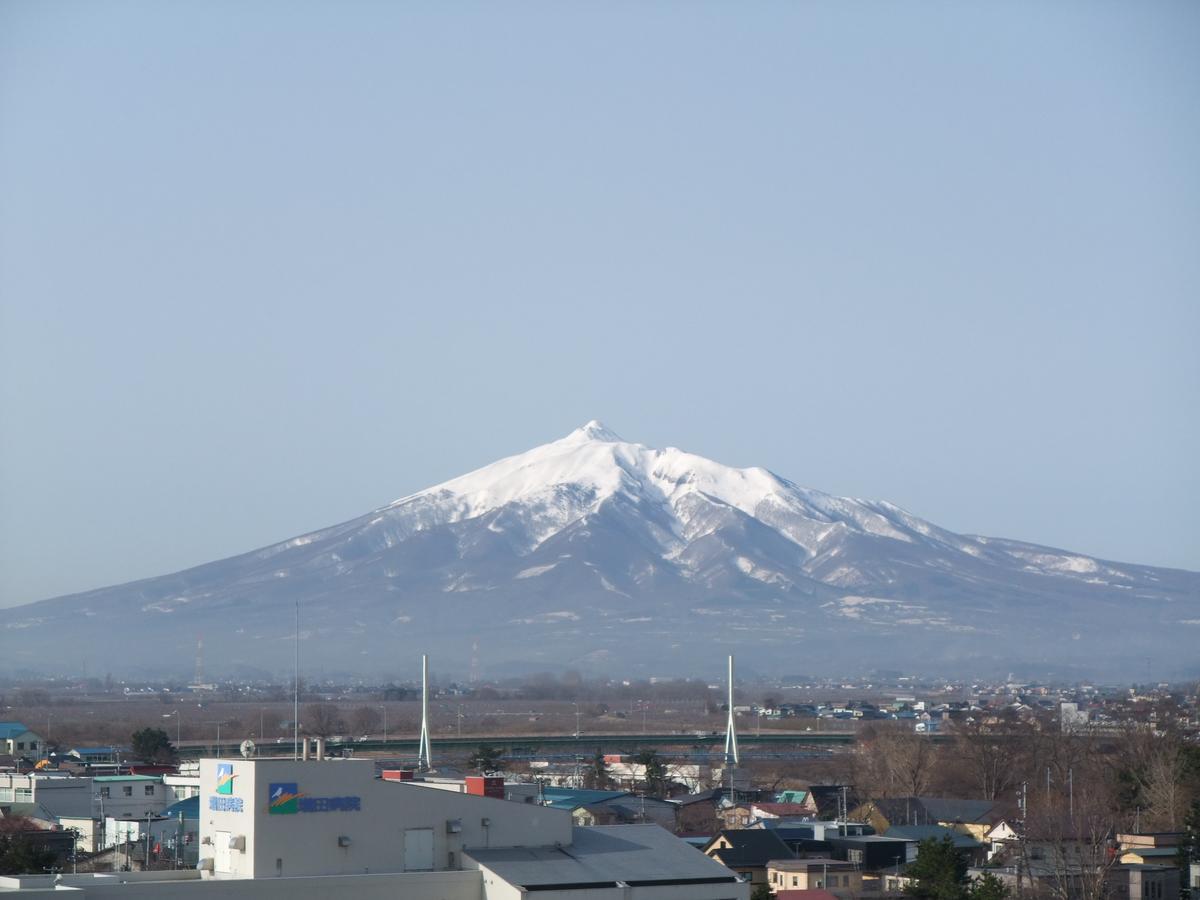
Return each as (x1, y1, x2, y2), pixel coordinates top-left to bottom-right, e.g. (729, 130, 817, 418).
(216, 764, 236, 795)
(268, 782, 359, 815)
(268, 783, 301, 815)
(210, 763, 244, 812)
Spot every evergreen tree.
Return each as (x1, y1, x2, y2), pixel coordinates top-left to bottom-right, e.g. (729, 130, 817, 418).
(583, 750, 611, 790)
(634, 750, 669, 797)
(968, 871, 1010, 900)
(904, 837, 970, 900)
(130, 727, 177, 764)
(0, 832, 57, 876)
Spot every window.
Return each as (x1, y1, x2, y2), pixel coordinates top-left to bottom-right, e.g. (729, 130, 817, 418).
(144, 785, 155, 796)
(123, 785, 133, 797)
(16, 742, 24, 750)
(849, 849, 864, 864)
(15, 788, 32, 802)
(99, 787, 110, 798)
(0, 789, 13, 802)
(793, 875, 799, 886)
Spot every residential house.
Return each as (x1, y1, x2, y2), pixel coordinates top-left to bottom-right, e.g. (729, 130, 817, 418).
(704, 829, 796, 887)
(970, 861, 1179, 900)
(852, 797, 1004, 840)
(767, 858, 862, 897)
(775, 789, 820, 813)
(0, 722, 44, 760)
(539, 786, 676, 831)
(808, 785, 858, 821)
(754, 819, 875, 856)
(67, 747, 122, 765)
(752, 802, 819, 821)
(828, 834, 913, 872)
(669, 789, 721, 834)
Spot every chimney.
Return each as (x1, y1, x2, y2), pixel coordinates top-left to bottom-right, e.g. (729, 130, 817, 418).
(302, 738, 310, 761)
(316, 738, 326, 761)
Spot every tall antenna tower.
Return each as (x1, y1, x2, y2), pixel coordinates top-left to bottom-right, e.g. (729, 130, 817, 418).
(417, 654, 432, 771)
(469, 639, 480, 684)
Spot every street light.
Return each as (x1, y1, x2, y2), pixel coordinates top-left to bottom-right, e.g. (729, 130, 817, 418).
(205, 721, 227, 757)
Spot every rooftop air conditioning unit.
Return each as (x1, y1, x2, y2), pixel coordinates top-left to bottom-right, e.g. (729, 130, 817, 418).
(228, 835, 246, 851)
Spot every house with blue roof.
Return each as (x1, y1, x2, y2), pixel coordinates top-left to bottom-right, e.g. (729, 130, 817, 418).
(0, 722, 44, 759)
(539, 786, 676, 830)
(68, 746, 122, 764)
(539, 787, 631, 810)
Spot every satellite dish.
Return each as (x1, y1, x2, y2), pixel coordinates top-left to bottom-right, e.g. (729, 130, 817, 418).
(239, 739, 256, 759)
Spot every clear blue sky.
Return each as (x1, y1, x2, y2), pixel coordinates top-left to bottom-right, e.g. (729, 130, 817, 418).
(1, 1, 1197, 607)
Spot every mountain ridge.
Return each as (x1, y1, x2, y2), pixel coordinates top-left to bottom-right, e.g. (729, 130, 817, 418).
(6, 422, 1198, 680)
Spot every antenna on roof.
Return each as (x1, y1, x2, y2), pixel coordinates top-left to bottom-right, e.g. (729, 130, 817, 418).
(417, 654, 432, 771)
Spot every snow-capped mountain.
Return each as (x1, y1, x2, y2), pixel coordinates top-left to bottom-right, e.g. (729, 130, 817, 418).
(6, 422, 1199, 679)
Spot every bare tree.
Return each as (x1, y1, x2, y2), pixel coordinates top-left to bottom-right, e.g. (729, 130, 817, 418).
(1020, 759, 1125, 900)
(349, 705, 382, 736)
(1118, 726, 1190, 830)
(303, 703, 345, 738)
(952, 717, 1029, 801)
(853, 723, 937, 799)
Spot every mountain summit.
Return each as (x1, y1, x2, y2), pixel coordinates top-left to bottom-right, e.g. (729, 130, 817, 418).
(6, 424, 1199, 679)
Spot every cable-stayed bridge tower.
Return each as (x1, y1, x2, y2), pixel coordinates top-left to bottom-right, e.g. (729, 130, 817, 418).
(417, 654, 433, 771)
(724, 654, 739, 766)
